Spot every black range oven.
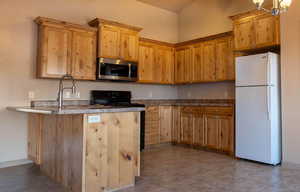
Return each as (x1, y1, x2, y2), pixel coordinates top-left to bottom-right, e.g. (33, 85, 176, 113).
(97, 58, 138, 82)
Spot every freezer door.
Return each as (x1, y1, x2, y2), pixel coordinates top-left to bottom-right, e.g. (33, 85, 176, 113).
(236, 86, 272, 164)
(236, 53, 271, 86)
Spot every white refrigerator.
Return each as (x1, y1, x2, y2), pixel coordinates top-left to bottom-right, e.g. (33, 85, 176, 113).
(235, 52, 281, 165)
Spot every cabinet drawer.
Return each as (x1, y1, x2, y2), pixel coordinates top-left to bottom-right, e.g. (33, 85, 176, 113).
(205, 106, 233, 115)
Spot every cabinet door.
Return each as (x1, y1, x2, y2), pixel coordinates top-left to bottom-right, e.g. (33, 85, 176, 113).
(254, 14, 280, 48)
(234, 18, 255, 51)
(202, 41, 216, 82)
(175, 47, 192, 83)
(145, 106, 160, 146)
(37, 25, 72, 78)
(180, 107, 194, 145)
(172, 106, 181, 144)
(205, 115, 219, 149)
(192, 43, 203, 82)
(71, 30, 96, 80)
(157, 46, 175, 84)
(120, 29, 139, 62)
(193, 108, 205, 147)
(138, 42, 157, 82)
(159, 106, 173, 143)
(219, 116, 234, 154)
(215, 37, 234, 81)
(99, 25, 120, 59)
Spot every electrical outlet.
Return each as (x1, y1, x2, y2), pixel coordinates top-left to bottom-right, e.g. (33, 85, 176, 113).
(64, 91, 71, 99)
(28, 91, 35, 100)
(149, 91, 153, 98)
(187, 92, 191, 98)
(88, 115, 101, 123)
(75, 92, 80, 98)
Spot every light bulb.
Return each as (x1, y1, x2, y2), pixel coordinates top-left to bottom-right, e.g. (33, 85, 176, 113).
(253, 0, 264, 7)
(280, 0, 292, 9)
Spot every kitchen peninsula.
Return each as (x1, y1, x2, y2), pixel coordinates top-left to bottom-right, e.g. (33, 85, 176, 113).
(8, 104, 144, 192)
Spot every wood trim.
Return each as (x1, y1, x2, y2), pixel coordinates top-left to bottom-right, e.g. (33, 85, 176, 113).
(88, 18, 143, 32)
(175, 31, 233, 47)
(35, 17, 97, 32)
(139, 37, 175, 47)
(229, 5, 274, 20)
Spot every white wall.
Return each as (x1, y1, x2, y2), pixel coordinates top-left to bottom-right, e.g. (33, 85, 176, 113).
(0, 0, 179, 163)
(280, 1, 300, 164)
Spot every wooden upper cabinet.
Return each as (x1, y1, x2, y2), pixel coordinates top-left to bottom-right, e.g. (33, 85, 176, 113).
(232, 18, 254, 51)
(88, 18, 142, 62)
(202, 40, 216, 82)
(215, 37, 235, 81)
(254, 14, 280, 48)
(192, 43, 203, 82)
(35, 17, 97, 80)
(99, 25, 120, 59)
(175, 46, 192, 84)
(71, 30, 97, 80)
(138, 42, 157, 83)
(138, 39, 174, 84)
(157, 46, 175, 84)
(231, 10, 280, 51)
(120, 29, 139, 62)
(37, 25, 72, 78)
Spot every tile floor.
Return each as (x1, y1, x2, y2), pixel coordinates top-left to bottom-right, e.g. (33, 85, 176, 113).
(1, 146, 300, 192)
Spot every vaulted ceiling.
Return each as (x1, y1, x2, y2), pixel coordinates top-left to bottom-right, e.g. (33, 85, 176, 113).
(137, 0, 194, 13)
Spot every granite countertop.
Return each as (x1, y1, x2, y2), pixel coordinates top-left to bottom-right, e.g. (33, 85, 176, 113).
(133, 99, 235, 107)
(7, 105, 145, 115)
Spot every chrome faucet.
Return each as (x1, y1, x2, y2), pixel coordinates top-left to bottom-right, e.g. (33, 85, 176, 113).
(57, 75, 77, 109)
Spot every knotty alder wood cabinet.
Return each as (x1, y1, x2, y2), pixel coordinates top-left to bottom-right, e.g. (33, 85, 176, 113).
(175, 33, 235, 84)
(145, 105, 234, 155)
(35, 17, 97, 80)
(230, 10, 280, 51)
(138, 39, 175, 84)
(88, 18, 142, 62)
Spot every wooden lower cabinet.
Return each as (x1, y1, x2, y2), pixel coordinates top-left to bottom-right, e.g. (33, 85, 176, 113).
(145, 105, 234, 156)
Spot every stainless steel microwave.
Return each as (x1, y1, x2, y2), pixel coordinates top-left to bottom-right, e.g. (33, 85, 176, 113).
(96, 58, 138, 82)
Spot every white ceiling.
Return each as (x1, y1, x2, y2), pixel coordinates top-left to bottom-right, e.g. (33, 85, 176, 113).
(137, 0, 194, 13)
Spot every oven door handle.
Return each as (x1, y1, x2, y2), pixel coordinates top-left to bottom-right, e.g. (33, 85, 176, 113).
(128, 63, 132, 78)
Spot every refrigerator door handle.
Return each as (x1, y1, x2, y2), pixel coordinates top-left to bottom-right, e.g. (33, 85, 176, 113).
(267, 86, 271, 120)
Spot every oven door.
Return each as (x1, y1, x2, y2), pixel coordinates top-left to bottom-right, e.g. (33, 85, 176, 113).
(97, 58, 138, 81)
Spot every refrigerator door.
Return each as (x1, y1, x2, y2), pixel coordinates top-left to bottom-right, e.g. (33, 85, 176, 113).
(236, 86, 272, 164)
(236, 53, 275, 86)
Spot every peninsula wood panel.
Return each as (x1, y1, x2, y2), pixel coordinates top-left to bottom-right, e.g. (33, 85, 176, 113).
(202, 40, 216, 82)
(99, 25, 120, 59)
(71, 30, 97, 80)
(41, 115, 83, 192)
(83, 112, 139, 192)
(120, 29, 139, 62)
(37, 25, 72, 78)
(215, 37, 235, 81)
(28, 114, 42, 165)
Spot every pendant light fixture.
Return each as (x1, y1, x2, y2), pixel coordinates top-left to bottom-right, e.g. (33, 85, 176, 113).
(253, 0, 292, 15)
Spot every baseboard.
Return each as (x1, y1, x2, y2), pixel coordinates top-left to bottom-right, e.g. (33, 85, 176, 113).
(281, 161, 300, 169)
(0, 159, 33, 169)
